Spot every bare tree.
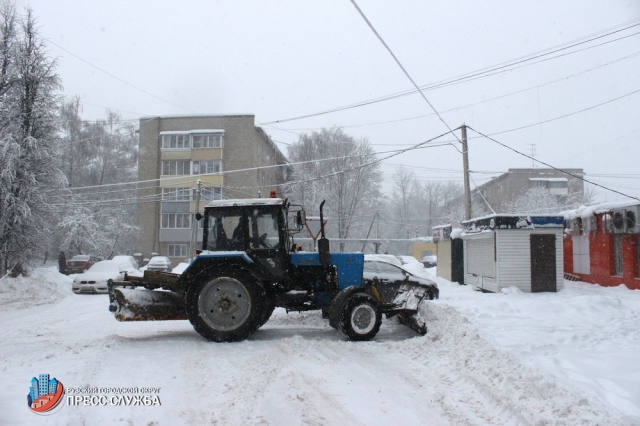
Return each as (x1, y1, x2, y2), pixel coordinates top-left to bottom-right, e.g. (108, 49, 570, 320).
(285, 128, 382, 251)
(392, 166, 418, 238)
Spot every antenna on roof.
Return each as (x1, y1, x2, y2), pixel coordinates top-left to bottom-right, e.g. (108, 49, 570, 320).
(527, 143, 536, 167)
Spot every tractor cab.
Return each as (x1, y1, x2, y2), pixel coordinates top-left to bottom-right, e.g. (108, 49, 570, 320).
(200, 198, 303, 281)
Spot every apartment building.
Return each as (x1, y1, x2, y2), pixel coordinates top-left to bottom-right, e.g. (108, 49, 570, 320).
(136, 114, 290, 261)
(473, 168, 584, 213)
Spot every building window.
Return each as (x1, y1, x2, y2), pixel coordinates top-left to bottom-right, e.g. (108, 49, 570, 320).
(167, 244, 187, 257)
(162, 187, 191, 201)
(162, 134, 190, 149)
(192, 134, 223, 148)
(162, 160, 190, 175)
(613, 234, 624, 276)
(199, 186, 222, 201)
(162, 213, 192, 229)
(192, 160, 222, 175)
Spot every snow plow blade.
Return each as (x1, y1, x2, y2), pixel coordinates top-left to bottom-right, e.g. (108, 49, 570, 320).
(372, 282, 435, 335)
(108, 286, 187, 322)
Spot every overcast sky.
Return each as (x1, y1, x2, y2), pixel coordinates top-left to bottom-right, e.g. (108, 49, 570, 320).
(16, 0, 640, 202)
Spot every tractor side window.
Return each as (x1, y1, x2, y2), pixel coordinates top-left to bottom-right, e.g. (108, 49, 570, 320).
(250, 210, 279, 249)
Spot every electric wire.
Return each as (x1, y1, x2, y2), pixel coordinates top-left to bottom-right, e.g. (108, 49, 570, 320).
(48, 40, 197, 114)
(262, 21, 640, 126)
(467, 126, 640, 202)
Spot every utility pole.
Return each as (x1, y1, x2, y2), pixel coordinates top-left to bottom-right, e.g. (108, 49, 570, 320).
(461, 125, 472, 221)
(190, 179, 202, 259)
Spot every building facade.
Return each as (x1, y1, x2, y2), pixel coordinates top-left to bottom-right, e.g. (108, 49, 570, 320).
(136, 114, 290, 261)
(563, 202, 639, 290)
(473, 168, 584, 213)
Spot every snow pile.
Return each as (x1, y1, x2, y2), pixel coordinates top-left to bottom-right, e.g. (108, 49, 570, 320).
(0, 266, 72, 307)
(0, 267, 638, 424)
(430, 278, 640, 420)
(411, 303, 628, 425)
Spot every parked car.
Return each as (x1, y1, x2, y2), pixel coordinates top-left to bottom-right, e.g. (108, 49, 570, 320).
(363, 255, 439, 300)
(145, 256, 172, 272)
(111, 255, 139, 270)
(397, 255, 421, 266)
(367, 254, 403, 267)
(421, 255, 438, 268)
(72, 259, 141, 294)
(65, 255, 100, 274)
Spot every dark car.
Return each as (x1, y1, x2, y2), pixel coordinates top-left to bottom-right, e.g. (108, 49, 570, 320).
(66, 255, 100, 274)
(363, 255, 439, 301)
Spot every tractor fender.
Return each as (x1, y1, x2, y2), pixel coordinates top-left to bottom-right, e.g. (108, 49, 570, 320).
(328, 285, 366, 329)
(179, 256, 253, 291)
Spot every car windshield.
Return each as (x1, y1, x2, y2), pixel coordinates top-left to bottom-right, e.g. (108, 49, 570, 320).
(70, 255, 90, 261)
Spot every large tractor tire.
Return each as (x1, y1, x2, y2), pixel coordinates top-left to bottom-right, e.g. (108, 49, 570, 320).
(185, 272, 266, 342)
(338, 293, 382, 341)
(259, 297, 277, 328)
(328, 286, 361, 329)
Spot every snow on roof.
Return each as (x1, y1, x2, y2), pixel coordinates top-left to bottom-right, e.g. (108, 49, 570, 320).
(462, 214, 564, 232)
(159, 129, 225, 135)
(204, 198, 285, 208)
(450, 228, 463, 239)
(561, 200, 640, 220)
(141, 113, 254, 119)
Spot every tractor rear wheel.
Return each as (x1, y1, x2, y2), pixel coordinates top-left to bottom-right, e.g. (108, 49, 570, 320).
(186, 273, 266, 342)
(338, 293, 382, 341)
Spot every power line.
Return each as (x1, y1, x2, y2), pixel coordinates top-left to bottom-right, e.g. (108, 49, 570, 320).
(47, 40, 197, 113)
(281, 50, 640, 135)
(262, 20, 640, 126)
(467, 126, 640, 202)
(349, 0, 461, 143)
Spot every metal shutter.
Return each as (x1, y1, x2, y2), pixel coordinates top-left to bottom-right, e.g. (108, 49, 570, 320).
(467, 235, 496, 278)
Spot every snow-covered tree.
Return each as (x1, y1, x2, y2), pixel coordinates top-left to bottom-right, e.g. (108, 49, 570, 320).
(0, 5, 65, 274)
(57, 103, 139, 258)
(285, 128, 382, 251)
(504, 186, 563, 214)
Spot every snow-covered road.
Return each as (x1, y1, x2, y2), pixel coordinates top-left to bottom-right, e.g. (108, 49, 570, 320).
(0, 267, 638, 425)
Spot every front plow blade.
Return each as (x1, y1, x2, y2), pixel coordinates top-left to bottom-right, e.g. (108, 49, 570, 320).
(109, 287, 187, 321)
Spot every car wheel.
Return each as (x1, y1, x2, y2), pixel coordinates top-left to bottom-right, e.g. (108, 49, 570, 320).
(338, 293, 382, 341)
(185, 272, 266, 342)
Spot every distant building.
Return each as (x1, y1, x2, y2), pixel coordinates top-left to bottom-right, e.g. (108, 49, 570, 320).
(473, 168, 584, 213)
(136, 114, 291, 261)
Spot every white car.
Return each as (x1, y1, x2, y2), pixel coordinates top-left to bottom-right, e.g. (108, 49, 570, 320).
(72, 260, 141, 294)
(145, 256, 172, 272)
(365, 254, 403, 267)
(111, 255, 139, 270)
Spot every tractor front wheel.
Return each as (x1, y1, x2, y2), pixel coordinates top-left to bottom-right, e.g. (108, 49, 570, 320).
(338, 293, 382, 341)
(186, 273, 266, 342)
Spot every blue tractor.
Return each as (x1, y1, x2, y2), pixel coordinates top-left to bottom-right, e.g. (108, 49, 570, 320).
(108, 198, 438, 342)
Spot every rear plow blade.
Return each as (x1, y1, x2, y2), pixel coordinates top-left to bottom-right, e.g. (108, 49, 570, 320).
(108, 286, 187, 321)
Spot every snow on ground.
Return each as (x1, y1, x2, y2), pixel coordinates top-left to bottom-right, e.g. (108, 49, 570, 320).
(0, 266, 638, 425)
